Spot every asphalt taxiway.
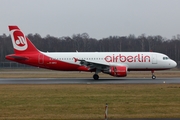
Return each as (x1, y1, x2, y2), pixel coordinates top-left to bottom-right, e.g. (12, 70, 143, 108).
(0, 78, 180, 84)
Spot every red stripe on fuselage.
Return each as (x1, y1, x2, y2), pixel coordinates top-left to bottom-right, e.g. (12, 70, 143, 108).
(6, 53, 90, 71)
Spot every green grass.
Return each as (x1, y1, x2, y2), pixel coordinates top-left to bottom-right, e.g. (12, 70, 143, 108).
(0, 84, 180, 119)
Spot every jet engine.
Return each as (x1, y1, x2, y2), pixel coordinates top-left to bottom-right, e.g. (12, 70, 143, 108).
(103, 66, 127, 77)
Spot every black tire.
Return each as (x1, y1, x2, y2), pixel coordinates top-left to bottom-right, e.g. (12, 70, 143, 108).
(152, 75, 156, 79)
(93, 74, 99, 80)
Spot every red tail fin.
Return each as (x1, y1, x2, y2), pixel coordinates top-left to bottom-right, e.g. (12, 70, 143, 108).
(8, 26, 39, 54)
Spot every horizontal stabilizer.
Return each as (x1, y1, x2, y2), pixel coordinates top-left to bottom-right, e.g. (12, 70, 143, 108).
(6, 55, 28, 60)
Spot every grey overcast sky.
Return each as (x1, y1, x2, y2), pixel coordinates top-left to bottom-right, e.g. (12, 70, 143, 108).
(1, 0, 180, 39)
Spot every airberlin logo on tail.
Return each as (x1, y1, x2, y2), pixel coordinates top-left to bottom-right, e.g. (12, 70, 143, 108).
(11, 30, 27, 51)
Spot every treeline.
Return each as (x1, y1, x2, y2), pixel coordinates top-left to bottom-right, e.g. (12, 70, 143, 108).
(0, 33, 180, 67)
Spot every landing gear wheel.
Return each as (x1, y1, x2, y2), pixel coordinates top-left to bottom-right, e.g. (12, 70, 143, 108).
(152, 75, 156, 79)
(151, 70, 156, 79)
(93, 74, 99, 80)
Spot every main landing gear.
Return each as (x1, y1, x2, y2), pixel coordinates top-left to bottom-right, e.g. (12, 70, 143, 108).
(93, 74, 99, 80)
(151, 70, 156, 79)
(93, 69, 101, 80)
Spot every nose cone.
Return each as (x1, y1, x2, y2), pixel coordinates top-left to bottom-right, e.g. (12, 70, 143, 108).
(171, 60, 177, 68)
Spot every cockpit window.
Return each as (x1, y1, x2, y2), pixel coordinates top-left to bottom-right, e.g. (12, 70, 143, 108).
(163, 57, 169, 60)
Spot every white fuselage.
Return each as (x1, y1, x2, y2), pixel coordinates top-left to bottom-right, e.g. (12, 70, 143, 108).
(43, 52, 177, 70)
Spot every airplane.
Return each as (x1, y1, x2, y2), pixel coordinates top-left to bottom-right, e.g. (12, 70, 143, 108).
(6, 25, 177, 80)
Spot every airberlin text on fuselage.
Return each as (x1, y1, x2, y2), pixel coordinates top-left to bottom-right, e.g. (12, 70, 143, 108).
(104, 54, 150, 63)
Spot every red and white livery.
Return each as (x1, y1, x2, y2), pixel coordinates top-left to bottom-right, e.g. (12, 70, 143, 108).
(6, 26, 177, 80)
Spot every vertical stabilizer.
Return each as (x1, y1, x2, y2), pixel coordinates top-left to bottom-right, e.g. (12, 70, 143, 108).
(8, 26, 39, 54)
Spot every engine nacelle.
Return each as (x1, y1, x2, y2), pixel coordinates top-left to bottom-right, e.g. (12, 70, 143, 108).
(104, 66, 127, 77)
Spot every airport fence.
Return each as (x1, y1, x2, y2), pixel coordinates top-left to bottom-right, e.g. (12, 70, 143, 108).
(0, 62, 37, 69)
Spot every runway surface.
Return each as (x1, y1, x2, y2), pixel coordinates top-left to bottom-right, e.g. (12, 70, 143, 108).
(0, 78, 180, 84)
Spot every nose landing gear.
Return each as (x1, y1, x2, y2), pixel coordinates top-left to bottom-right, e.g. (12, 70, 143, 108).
(151, 70, 156, 79)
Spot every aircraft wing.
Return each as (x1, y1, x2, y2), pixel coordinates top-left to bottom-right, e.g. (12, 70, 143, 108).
(74, 58, 127, 70)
